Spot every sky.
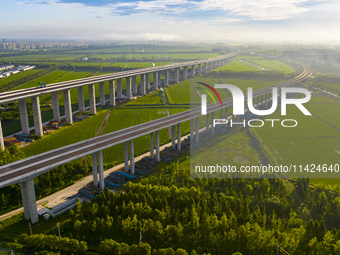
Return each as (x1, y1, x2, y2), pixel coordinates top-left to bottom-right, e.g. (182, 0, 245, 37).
(1, 0, 340, 43)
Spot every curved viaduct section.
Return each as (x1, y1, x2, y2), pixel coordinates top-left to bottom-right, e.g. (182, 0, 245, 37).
(0, 51, 238, 148)
(0, 58, 312, 223)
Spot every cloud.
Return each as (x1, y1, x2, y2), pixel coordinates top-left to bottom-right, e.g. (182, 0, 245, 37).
(17, 0, 313, 21)
(140, 33, 183, 41)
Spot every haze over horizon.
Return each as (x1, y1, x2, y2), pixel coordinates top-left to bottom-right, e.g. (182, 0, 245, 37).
(1, 0, 340, 44)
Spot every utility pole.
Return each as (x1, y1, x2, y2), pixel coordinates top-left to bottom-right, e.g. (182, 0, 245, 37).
(28, 222, 32, 235)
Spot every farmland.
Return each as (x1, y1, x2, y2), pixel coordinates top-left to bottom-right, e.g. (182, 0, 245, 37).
(217, 60, 261, 72)
(248, 59, 296, 74)
(254, 96, 340, 176)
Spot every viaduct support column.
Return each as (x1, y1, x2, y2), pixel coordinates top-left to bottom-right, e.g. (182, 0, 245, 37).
(31, 96, 43, 137)
(99, 82, 105, 107)
(197, 64, 201, 76)
(51, 92, 60, 122)
(220, 109, 224, 119)
(191, 65, 195, 78)
(206, 113, 210, 134)
(190, 119, 194, 140)
(0, 120, 4, 150)
(171, 125, 176, 149)
(164, 70, 169, 87)
(203, 63, 207, 73)
(150, 133, 154, 158)
(174, 68, 179, 83)
(256, 96, 260, 110)
(211, 112, 215, 135)
(126, 77, 132, 100)
(130, 140, 135, 174)
(195, 117, 200, 142)
(132, 76, 137, 94)
(183, 66, 188, 80)
(19, 99, 30, 135)
(77, 87, 85, 114)
(153, 72, 158, 90)
(124, 142, 129, 172)
(98, 150, 104, 190)
(109, 80, 115, 107)
(88, 84, 96, 115)
(21, 179, 38, 223)
(157, 72, 161, 87)
(91, 153, 98, 187)
(177, 123, 181, 151)
(146, 73, 150, 92)
(63, 90, 73, 125)
(155, 131, 160, 162)
(117, 78, 122, 98)
(141, 74, 146, 95)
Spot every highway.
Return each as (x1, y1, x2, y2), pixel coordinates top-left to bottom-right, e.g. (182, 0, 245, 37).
(0, 63, 312, 188)
(0, 51, 238, 104)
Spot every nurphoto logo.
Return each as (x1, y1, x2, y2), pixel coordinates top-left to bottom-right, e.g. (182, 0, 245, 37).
(195, 82, 312, 128)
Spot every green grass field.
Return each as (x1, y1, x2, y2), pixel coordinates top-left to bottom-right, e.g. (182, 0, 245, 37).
(21, 110, 108, 156)
(0, 69, 43, 89)
(254, 96, 340, 179)
(249, 59, 296, 74)
(217, 60, 261, 72)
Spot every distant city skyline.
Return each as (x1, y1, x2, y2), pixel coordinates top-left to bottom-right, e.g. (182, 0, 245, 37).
(1, 0, 340, 43)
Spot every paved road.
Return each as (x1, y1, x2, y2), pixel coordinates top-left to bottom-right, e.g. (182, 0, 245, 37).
(0, 63, 312, 188)
(0, 52, 238, 104)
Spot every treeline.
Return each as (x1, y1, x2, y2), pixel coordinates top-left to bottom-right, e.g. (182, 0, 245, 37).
(0, 67, 56, 93)
(18, 234, 87, 254)
(62, 155, 340, 254)
(0, 101, 33, 121)
(0, 147, 92, 214)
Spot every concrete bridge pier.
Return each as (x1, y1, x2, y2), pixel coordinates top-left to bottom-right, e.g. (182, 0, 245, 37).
(126, 77, 132, 100)
(91, 152, 99, 187)
(197, 64, 201, 76)
(31, 96, 43, 137)
(77, 87, 85, 114)
(183, 66, 188, 80)
(109, 80, 115, 107)
(141, 74, 146, 95)
(203, 63, 207, 73)
(177, 123, 181, 151)
(153, 72, 158, 90)
(19, 99, 30, 135)
(150, 133, 154, 158)
(146, 73, 150, 92)
(174, 68, 179, 83)
(190, 119, 194, 140)
(124, 142, 129, 172)
(99, 82, 105, 107)
(98, 150, 104, 190)
(132, 76, 137, 94)
(191, 65, 195, 78)
(117, 78, 122, 98)
(225, 107, 229, 128)
(63, 90, 73, 124)
(155, 131, 160, 162)
(130, 140, 135, 174)
(164, 70, 169, 87)
(52, 92, 61, 122)
(170, 125, 176, 149)
(206, 113, 210, 134)
(158, 72, 162, 88)
(0, 120, 4, 150)
(220, 109, 224, 119)
(256, 96, 261, 110)
(195, 117, 200, 142)
(21, 179, 38, 223)
(88, 84, 96, 115)
(211, 112, 215, 135)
